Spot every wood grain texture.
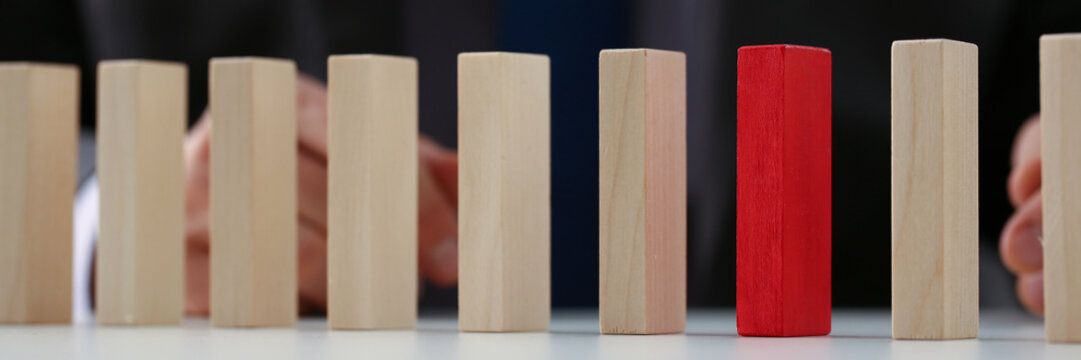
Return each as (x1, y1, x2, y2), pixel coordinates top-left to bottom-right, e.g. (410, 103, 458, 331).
(598, 49, 686, 335)
(96, 60, 187, 325)
(210, 57, 297, 327)
(327, 55, 418, 330)
(1040, 33, 1081, 343)
(736, 45, 832, 337)
(0, 63, 78, 324)
(458, 52, 550, 332)
(891, 39, 978, 340)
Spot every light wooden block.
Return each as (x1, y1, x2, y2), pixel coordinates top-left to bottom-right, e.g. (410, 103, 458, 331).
(1040, 33, 1081, 343)
(890, 39, 979, 340)
(96, 60, 187, 325)
(598, 48, 686, 335)
(0, 63, 78, 324)
(327, 55, 418, 330)
(458, 52, 550, 332)
(210, 57, 297, 327)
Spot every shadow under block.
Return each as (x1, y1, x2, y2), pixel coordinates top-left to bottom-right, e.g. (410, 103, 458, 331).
(890, 39, 979, 340)
(210, 58, 297, 327)
(458, 52, 550, 332)
(735, 45, 832, 337)
(327, 55, 418, 330)
(1040, 33, 1081, 343)
(96, 61, 187, 325)
(0, 63, 77, 324)
(598, 49, 687, 335)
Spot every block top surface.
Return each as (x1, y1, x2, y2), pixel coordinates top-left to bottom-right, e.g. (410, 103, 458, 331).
(738, 44, 831, 55)
(0, 62, 79, 73)
(328, 54, 417, 64)
(210, 57, 296, 68)
(600, 48, 686, 58)
(1041, 32, 1081, 43)
(97, 59, 186, 71)
(891, 38, 977, 51)
(458, 51, 549, 62)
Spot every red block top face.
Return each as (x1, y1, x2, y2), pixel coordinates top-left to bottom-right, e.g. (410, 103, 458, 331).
(736, 45, 832, 337)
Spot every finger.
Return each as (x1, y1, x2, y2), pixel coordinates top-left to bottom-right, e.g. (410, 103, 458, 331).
(185, 232, 210, 316)
(183, 110, 213, 316)
(419, 136, 458, 205)
(297, 221, 328, 312)
(296, 74, 328, 159)
(1008, 158, 1041, 209)
(1017, 271, 1045, 316)
(418, 160, 458, 287)
(1008, 116, 1041, 207)
(185, 113, 212, 249)
(1000, 192, 1044, 274)
(298, 150, 327, 231)
(1010, 115, 1041, 167)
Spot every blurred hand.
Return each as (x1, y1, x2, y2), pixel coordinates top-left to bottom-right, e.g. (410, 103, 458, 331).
(1000, 115, 1043, 315)
(183, 74, 459, 315)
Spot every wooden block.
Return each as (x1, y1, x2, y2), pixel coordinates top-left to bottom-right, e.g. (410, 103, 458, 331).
(96, 60, 187, 325)
(0, 63, 78, 324)
(736, 45, 832, 337)
(1040, 33, 1081, 343)
(209, 57, 297, 327)
(890, 39, 978, 340)
(598, 48, 687, 335)
(458, 52, 550, 332)
(327, 55, 418, 330)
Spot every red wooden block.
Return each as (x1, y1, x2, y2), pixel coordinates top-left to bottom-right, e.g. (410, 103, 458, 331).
(736, 45, 831, 337)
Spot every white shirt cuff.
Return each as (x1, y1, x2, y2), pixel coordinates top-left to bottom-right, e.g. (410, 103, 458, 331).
(73, 176, 98, 324)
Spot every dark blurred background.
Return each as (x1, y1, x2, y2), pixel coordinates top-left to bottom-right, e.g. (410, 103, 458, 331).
(4, 0, 1080, 309)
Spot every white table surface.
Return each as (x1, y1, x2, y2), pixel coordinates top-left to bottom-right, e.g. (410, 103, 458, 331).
(1, 309, 1079, 359)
